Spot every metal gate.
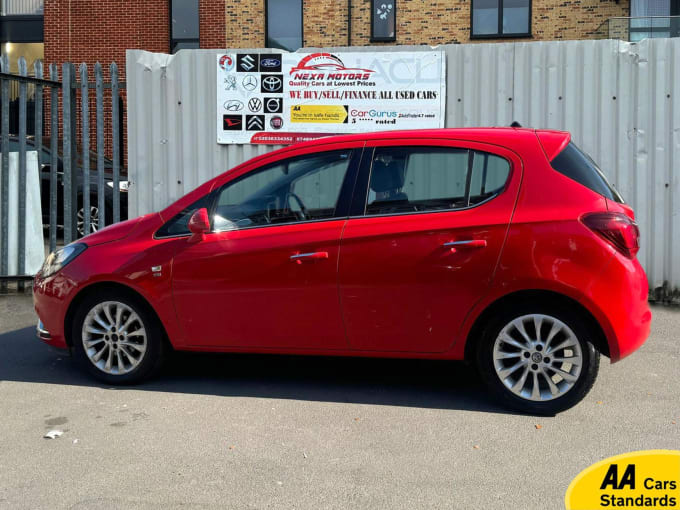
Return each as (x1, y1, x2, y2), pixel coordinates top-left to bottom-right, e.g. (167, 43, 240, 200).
(0, 56, 127, 288)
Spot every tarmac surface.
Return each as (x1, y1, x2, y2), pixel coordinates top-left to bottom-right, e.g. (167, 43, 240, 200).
(0, 293, 678, 509)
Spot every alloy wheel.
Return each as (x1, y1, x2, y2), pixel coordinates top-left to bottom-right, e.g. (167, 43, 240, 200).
(492, 314, 583, 402)
(81, 301, 147, 375)
(77, 206, 99, 236)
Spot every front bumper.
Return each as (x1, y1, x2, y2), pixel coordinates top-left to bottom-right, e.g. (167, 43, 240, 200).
(33, 271, 76, 350)
(36, 319, 51, 340)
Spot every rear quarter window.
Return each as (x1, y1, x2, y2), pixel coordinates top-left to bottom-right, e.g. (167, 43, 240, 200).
(550, 142, 623, 203)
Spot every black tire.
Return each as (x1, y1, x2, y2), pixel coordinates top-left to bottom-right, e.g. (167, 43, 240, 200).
(475, 302, 600, 415)
(71, 290, 166, 384)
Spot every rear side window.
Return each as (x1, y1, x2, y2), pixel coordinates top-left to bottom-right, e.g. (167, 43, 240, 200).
(365, 146, 510, 215)
(551, 142, 623, 203)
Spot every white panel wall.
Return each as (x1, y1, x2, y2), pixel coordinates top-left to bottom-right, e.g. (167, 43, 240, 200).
(127, 38, 680, 297)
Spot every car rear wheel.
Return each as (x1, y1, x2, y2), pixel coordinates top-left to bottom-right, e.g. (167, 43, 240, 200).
(475, 303, 600, 415)
(71, 290, 165, 384)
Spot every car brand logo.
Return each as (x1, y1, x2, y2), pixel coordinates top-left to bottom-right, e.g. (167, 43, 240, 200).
(242, 75, 258, 91)
(264, 97, 282, 114)
(270, 116, 284, 130)
(223, 115, 243, 130)
(224, 100, 244, 112)
(246, 115, 265, 131)
(219, 54, 234, 72)
(261, 75, 283, 93)
(259, 54, 282, 72)
(224, 75, 237, 90)
(237, 54, 258, 72)
(248, 98, 262, 112)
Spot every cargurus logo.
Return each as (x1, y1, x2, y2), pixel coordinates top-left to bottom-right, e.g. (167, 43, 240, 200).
(565, 450, 679, 509)
(350, 109, 397, 118)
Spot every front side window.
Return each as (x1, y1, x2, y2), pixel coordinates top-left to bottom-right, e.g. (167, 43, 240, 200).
(212, 150, 352, 231)
(471, 0, 531, 38)
(266, 0, 303, 51)
(365, 147, 510, 216)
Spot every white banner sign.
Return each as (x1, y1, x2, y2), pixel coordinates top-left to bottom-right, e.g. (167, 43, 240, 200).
(216, 51, 446, 144)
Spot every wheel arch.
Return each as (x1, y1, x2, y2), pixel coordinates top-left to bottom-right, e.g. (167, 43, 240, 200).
(463, 289, 610, 362)
(64, 281, 171, 350)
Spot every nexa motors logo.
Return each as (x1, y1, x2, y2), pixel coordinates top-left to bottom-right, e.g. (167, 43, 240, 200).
(290, 53, 374, 81)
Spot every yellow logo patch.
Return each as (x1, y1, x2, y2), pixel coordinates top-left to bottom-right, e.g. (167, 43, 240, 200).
(565, 450, 680, 509)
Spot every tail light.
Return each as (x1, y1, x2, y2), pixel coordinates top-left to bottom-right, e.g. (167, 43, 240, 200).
(581, 212, 640, 258)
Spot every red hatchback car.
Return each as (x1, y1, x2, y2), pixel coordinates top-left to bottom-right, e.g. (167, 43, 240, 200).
(33, 128, 651, 414)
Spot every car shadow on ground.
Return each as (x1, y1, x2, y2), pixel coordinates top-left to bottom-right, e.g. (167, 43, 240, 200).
(0, 325, 519, 415)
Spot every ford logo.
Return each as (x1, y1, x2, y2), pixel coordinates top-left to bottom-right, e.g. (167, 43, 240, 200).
(261, 58, 280, 68)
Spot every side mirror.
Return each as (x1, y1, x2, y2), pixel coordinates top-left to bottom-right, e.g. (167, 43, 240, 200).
(188, 208, 210, 242)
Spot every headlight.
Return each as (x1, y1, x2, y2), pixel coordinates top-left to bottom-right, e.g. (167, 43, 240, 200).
(40, 243, 87, 277)
(106, 180, 130, 192)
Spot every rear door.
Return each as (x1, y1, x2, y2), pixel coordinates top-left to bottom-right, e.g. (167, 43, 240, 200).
(338, 139, 522, 353)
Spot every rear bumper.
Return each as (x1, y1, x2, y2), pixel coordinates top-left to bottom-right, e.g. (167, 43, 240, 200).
(590, 253, 651, 362)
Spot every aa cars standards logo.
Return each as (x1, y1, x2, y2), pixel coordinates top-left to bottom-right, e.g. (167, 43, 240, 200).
(565, 450, 679, 509)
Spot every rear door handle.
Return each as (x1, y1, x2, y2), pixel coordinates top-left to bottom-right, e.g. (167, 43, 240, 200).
(443, 239, 487, 250)
(290, 251, 329, 263)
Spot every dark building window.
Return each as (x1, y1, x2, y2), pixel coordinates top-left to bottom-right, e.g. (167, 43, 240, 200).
(371, 1, 396, 42)
(265, 0, 303, 51)
(471, 0, 531, 38)
(170, 0, 199, 53)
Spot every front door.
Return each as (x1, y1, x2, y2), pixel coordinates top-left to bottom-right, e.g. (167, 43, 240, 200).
(338, 141, 521, 353)
(171, 147, 360, 350)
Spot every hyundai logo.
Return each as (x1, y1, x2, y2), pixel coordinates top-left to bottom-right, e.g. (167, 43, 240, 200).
(224, 100, 244, 112)
(261, 75, 283, 93)
(260, 58, 280, 68)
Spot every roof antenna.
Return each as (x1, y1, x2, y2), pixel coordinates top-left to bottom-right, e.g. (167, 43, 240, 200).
(510, 121, 522, 128)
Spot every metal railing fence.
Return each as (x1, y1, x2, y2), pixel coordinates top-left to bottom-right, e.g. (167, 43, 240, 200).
(0, 56, 126, 288)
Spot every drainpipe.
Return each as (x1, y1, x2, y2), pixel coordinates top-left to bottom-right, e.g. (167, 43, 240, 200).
(348, 0, 352, 46)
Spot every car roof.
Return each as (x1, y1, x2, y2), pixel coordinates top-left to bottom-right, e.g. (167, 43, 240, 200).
(241, 127, 568, 167)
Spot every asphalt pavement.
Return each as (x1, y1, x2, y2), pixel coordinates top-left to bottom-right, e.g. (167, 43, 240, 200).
(0, 293, 678, 509)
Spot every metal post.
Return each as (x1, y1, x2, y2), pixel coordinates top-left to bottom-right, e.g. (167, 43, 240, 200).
(95, 63, 105, 231)
(111, 62, 120, 224)
(80, 63, 90, 236)
(69, 64, 78, 239)
(0, 55, 9, 288)
(49, 64, 59, 253)
(62, 63, 73, 244)
(18, 57, 27, 287)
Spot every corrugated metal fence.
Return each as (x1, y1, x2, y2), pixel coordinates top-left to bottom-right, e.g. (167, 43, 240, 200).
(127, 38, 680, 298)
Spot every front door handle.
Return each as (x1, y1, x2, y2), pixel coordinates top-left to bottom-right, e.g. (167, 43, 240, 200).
(442, 239, 487, 252)
(290, 251, 329, 264)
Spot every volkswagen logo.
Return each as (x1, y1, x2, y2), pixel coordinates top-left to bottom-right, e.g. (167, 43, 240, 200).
(242, 75, 258, 91)
(224, 100, 244, 112)
(248, 98, 262, 112)
(261, 75, 282, 93)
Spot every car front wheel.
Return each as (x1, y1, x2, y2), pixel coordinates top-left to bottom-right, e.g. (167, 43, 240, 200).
(71, 291, 165, 384)
(475, 304, 600, 415)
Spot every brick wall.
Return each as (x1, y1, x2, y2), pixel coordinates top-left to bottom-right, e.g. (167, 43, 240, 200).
(223, 0, 629, 47)
(201, 0, 227, 48)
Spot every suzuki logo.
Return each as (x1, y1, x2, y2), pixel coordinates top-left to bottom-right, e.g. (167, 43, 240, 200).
(242, 75, 258, 91)
(241, 55, 256, 71)
(262, 75, 282, 93)
(248, 98, 262, 112)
